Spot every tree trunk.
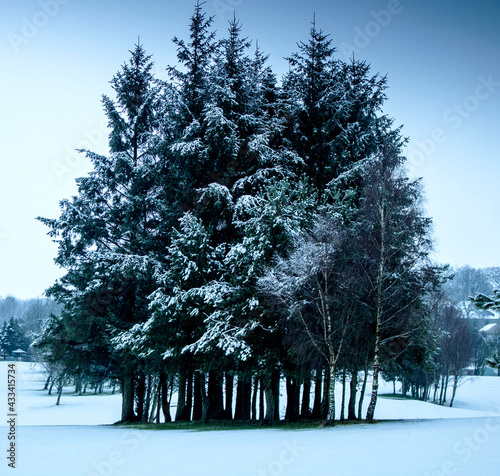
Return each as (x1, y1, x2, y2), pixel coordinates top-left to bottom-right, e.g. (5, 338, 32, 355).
(432, 380, 439, 403)
(340, 368, 346, 421)
(366, 185, 387, 423)
(175, 370, 187, 421)
(439, 374, 446, 405)
(312, 367, 322, 419)
(301, 371, 311, 420)
(185, 369, 193, 421)
(321, 365, 330, 420)
(74, 376, 82, 395)
(56, 379, 64, 406)
(366, 344, 380, 421)
(235, 375, 251, 421)
(358, 360, 369, 420)
(160, 373, 171, 423)
(192, 372, 202, 421)
(263, 374, 274, 424)
(285, 376, 300, 422)
(402, 376, 407, 397)
(147, 377, 157, 423)
(442, 373, 450, 405)
(225, 372, 234, 420)
(284, 376, 293, 421)
(272, 370, 280, 422)
(259, 377, 264, 421)
(325, 362, 336, 425)
(142, 374, 152, 422)
(121, 374, 136, 422)
(156, 381, 162, 424)
(251, 376, 258, 420)
(449, 373, 459, 407)
(135, 372, 145, 422)
(207, 370, 225, 420)
(348, 370, 358, 420)
(200, 373, 210, 423)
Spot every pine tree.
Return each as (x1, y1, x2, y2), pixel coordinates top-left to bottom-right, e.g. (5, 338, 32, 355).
(283, 17, 343, 193)
(0, 317, 30, 357)
(283, 19, 390, 200)
(169, 0, 216, 123)
(103, 42, 159, 159)
(167, 1, 217, 201)
(38, 43, 162, 422)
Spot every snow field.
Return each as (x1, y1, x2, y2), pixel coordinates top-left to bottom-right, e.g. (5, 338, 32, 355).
(1, 362, 500, 475)
(9, 418, 500, 476)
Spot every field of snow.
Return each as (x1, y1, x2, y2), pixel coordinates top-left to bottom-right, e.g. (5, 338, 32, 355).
(1, 362, 499, 475)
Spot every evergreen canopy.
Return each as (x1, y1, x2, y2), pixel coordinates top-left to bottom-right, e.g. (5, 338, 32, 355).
(37, 4, 442, 424)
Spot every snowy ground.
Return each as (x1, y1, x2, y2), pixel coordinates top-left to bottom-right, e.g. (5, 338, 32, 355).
(1, 362, 499, 475)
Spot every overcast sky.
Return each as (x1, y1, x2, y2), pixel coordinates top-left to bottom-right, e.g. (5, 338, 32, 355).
(1, 0, 499, 299)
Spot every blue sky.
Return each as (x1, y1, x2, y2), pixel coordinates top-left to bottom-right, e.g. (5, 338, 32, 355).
(1, 0, 499, 298)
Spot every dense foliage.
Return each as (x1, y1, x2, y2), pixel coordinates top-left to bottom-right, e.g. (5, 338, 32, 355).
(36, 3, 481, 424)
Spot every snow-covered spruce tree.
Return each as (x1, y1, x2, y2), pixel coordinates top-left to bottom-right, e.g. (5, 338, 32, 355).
(191, 178, 318, 423)
(169, 0, 216, 124)
(282, 18, 342, 195)
(180, 12, 295, 197)
(152, 14, 295, 422)
(166, 0, 217, 203)
(0, 316, 30, 357)
(153, 11, 245, 421)
(273, 20, 398, 422)
(38, 43, 164, 422)
(198, 15, 257, 192)
(148, 212, 233, 422)
(192, 19, 309, 421)
(282, 19, 390, 201)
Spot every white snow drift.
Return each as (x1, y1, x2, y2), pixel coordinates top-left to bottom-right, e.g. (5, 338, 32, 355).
(1, 362, 499, 476)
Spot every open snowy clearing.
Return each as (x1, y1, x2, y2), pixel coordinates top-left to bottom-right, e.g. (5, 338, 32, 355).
(1, 363, 499, 475)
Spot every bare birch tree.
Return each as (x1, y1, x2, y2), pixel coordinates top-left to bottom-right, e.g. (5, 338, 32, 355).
(258, 215, 355, 424)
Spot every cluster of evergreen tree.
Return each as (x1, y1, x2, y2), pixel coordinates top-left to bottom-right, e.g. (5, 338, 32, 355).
(37, 3, 446, 424)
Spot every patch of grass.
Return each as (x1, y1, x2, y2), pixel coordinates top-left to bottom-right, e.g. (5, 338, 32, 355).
(110, 419, 368, 431)
(378, 393, 416, 400)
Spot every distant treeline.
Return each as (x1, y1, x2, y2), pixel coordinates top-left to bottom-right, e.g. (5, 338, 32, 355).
(0, 296, 60, 356)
